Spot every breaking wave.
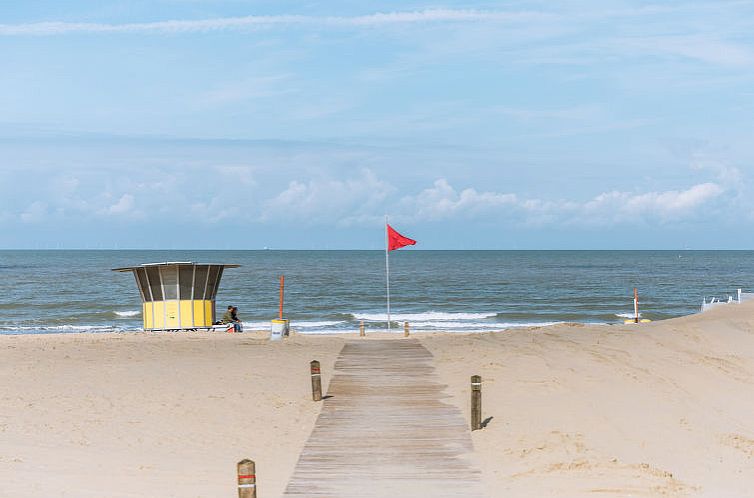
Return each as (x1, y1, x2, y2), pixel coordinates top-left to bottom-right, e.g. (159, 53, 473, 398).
(351, 311, 497, 321)
(0, 325, 132, 335)
(614, 312, 641, 319)
(114, 310, 140, 318)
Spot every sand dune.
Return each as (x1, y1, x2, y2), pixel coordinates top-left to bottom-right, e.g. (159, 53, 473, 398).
(2, 301, 754, 496)
(424, 300, 754, 497)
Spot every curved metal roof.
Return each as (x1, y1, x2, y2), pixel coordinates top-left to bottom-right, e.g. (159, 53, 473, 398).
(112, 262, 241, 272)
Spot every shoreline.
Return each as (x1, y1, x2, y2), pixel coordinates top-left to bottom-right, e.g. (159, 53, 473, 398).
(0, 314, 657, 338)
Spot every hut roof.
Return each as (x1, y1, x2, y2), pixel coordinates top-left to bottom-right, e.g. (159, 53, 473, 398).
(112, 262, 241, 272)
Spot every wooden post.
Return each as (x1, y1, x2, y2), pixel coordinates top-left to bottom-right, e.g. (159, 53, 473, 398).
(310, 360, 322, 401)
(404, 321, 410, 337)
(237, 459, 256, 498)
(634, 287, 639, 323)
(279, 275, 285, 320)
(471, 375, 482, 431)
(359, 320, 365, 337)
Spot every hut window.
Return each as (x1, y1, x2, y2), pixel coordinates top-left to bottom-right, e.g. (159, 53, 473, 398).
(205, 266, 221, 300)
(146, 266, 163, 301)
(211, 267, 224, 299)
(193, 266, 209, 300)
(135, 268, 151, 301)
(161, 266, 178, 300)
(179, 266, 194, 300)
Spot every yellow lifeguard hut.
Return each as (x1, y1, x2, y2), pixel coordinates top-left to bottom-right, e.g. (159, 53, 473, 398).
(113, 262, 240, 331)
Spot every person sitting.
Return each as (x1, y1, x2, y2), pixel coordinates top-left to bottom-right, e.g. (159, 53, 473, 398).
(221, 305, 234, 326)
(221, 305, 243, 333)
(231, 306, 243, 333)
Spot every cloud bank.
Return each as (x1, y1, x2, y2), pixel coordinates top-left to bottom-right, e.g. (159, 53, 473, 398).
(395, 179, 725, 227)
(2, 166, 729, 231)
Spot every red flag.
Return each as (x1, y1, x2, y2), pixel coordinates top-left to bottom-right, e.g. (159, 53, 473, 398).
(387, 224, 416, 251)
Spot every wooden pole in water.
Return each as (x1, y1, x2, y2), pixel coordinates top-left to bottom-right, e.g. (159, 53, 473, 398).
(310, 360, 322, 401)
(237, 459, 257, 498)
(634, 288, 639, 323)
(279, 275, 285, 320)
(359, 320, 365, 337)
(404, 321, 410, 337)
(471, 375, 482, 431)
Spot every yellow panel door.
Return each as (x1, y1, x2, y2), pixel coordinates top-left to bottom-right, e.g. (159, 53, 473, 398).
(153, 302, 165, 329)
(143, 302, 154, 329)
(165, 301, 179, 328)
(193, 300, 206, 327)
(205, 300, 213, 325)
(180, 300, 193, 328)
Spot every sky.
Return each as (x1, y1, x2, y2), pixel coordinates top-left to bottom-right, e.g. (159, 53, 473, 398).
(1, 1, 754, 249)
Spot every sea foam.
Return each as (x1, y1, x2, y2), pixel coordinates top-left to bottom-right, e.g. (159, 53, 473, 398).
(352, 311, 497, 321)
(114, 310, 141, 317)
(0, 325, 131, 334)
(614, 312, 641, 319)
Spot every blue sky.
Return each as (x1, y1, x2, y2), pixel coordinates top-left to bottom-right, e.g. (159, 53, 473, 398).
(1, 1, 754, 249)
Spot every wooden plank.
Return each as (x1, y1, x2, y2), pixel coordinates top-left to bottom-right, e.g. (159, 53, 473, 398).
(284, 340, 484, 497)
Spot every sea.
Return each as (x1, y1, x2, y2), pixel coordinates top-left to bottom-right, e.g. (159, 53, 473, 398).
(1, 250, 752, 335)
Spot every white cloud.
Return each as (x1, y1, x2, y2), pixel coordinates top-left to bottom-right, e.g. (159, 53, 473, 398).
(6, 3, 743, 38)
(396, 179, 725, 227)
(401, 179, 517, 222)
(579, 183, 724, 224)
(690, 155, 742, 186)
(0, 160, 733, 232)
(261, 169, 393, 226)
(105, 193, 136, 215)
(190, 195, 242, 223)
(0, 10, 547, 36)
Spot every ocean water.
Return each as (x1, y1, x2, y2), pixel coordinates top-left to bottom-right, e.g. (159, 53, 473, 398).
(0, 250, 752, 335)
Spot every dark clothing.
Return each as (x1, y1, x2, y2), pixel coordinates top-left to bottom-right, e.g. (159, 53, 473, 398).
(231, 309, 242, 332)
(221, 308, 242, 332)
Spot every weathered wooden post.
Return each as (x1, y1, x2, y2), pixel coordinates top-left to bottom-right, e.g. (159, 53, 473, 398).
(404, 321, 410, 337)
(237, 459, 256, 498)
(471, 375, 482, 431)
(359, 320, 365, 337)
(310, 360, 322, 401)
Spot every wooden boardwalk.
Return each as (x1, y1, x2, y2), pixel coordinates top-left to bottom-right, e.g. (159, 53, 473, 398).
(283, 339, 485, 497)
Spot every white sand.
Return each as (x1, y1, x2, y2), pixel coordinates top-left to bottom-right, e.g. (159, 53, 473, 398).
(3, 302, 754, 496)
(0, 332, 345, 497)
(424, 300, 754, 497)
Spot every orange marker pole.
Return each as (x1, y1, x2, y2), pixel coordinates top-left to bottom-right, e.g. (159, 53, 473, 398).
(279, 275, 285, 320)
(634, 288, 639, 323)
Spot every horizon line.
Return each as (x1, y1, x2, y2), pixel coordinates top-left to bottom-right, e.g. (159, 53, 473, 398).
(0, 248, 748, 252)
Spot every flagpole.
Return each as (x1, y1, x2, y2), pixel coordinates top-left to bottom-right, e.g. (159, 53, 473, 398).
(385, 215, 391, 332)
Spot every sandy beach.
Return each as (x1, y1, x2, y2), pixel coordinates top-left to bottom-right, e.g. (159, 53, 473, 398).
(3, 302, 754, 497)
